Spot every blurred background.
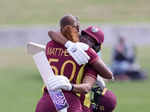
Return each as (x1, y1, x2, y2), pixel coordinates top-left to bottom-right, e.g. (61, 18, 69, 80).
(0, 0, 150, 112)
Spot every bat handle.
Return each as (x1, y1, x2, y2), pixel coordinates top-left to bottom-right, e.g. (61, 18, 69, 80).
(47, 89, 69, 112)
(58, 108, 67, 112)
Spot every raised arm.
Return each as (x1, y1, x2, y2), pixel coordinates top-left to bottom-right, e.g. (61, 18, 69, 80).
(48, 31, 67, 45)
(48, 25, 79, 45)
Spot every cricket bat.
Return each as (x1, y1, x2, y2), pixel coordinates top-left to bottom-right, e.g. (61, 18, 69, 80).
(26, 42, 46, 55)
(26, 42, 68, 112)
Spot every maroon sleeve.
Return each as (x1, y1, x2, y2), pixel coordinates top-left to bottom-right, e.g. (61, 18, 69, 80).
(84, 64, 98, 80)
(86, 48, 99, 64)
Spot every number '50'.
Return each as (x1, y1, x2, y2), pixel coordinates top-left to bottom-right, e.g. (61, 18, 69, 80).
(49, 58, 76, 81)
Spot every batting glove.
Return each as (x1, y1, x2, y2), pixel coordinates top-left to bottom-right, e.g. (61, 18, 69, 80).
(47, 75, 72, 91)
(65, 41, 90, 65)
(96, 75, 106, 90)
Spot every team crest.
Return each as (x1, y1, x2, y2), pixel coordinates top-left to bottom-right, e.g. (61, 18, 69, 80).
(91, 27, 99, 33)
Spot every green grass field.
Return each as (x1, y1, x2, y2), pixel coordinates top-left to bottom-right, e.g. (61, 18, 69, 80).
(0, 46, 149, 112)
(0, 0, 150, 24)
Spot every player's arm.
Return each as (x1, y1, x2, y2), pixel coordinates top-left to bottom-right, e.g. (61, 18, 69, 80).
(72, 75, 96, 93)
(48, 25, 79, 45)
(47, 75, 96, 93)
(47, 64, 98, 93)
(48, 30, 80, 48)
(87, 48, 113, 79)
(48, 31, 67, 45)
(91, 58, 113, 79)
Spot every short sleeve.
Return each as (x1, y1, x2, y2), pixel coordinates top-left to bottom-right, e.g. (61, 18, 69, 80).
(86, 48, 99, 64)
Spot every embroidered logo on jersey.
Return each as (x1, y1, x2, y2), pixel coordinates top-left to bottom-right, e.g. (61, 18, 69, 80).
(91, 27, 99, 33)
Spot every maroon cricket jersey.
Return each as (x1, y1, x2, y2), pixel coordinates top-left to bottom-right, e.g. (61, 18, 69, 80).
(45, 40, 99, 108)
(45, 40, 98, 84)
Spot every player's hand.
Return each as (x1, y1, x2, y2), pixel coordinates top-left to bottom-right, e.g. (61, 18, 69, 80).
(61, 25, 79, 42)
(96, 75, 106, 90)
(65, 41, 90, 65)
(47, 75, 72, 91)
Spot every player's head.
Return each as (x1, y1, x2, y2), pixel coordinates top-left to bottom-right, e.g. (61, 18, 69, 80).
(59, 14, 80, 42)
(97, 89, 117, 112)
(81, 26, 104, 52)
(60, 14, 80, 32)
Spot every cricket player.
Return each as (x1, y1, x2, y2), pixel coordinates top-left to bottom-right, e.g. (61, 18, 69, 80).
(36, 16, 100, 112)
(36, 15, 113, 112)
(49, 25, 117, 112)
(80, 26, 117, 112)
(48, 15, 117, 112)
(49, 17, 116, 111)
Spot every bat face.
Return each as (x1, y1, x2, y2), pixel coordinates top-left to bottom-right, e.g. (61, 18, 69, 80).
(26, 42, 46, 55)
(33, 51, 68, 111)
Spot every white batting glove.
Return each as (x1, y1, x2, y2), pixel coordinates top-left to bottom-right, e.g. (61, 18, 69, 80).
(65, 41, 90, 65)
(47, 75, 72, 91)
(96, 75, 106, 90)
